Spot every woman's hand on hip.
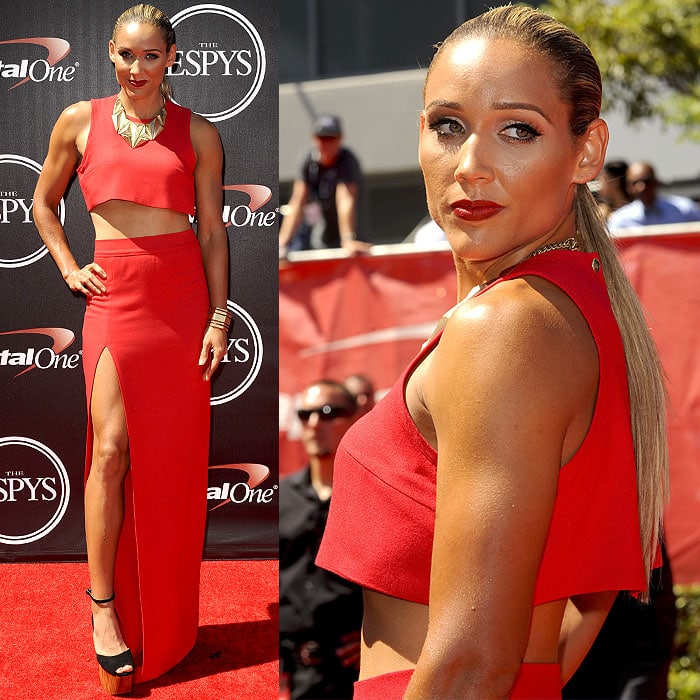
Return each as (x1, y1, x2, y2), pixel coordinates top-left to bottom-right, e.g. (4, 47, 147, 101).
(199, 326, 227, 381)
(66, 262, 107, 297)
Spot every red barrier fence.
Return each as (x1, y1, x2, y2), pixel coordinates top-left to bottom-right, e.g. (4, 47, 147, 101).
(280, 227, 700, 584)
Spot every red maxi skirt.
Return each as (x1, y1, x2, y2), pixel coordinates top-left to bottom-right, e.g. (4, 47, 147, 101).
(82, 230, 211, 683)
(353, 663, 561, 699)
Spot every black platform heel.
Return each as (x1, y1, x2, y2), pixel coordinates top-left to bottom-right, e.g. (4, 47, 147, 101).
(86, 589, 135, 695)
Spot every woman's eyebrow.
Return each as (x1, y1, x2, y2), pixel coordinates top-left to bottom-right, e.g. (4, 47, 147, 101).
(492, 101, 552, 124)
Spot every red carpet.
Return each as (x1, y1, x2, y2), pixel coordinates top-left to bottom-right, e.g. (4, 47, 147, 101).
(0, 559, 278, 699)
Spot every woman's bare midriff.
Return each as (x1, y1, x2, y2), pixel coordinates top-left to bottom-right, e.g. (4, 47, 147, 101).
(90, 200, 191, 239)
(360, 588, 567, 681)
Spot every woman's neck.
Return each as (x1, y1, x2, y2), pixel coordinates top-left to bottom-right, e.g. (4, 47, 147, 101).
(118, 90, 164, 120)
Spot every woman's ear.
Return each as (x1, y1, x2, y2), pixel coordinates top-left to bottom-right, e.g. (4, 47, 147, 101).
(108, 40, 116, 65)
(165, 44, 177, 68)
(573, 118, 609, 184)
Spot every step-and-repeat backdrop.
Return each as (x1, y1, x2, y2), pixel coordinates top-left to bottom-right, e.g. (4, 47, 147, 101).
(0, 1, 278, 561)
(280, 230, 700, 585)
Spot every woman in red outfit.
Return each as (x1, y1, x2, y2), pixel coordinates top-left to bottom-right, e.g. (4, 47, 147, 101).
(317, 6, 668, 699)
(33, 4, 229, 694)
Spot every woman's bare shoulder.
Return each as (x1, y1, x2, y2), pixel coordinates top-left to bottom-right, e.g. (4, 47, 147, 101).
(448, 275, 591, 350)
(189, 111, 221, 143)
(188, 112, 223, 172)
(430, 275, 597, 408)
(59, 100, 91, 122)
(444, 278, 555, 345)
(53, 100, 91, 138)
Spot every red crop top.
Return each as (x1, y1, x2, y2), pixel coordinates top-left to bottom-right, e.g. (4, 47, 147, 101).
(317, 251, 647, 606)
(77, 94, 196, 215)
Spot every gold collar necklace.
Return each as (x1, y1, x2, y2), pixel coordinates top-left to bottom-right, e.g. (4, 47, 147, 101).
(112, 96, 167, 148)
(523, 236, 580, 260)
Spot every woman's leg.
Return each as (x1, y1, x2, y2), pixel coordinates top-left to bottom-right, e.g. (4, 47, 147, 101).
(84, 349, 133, 674)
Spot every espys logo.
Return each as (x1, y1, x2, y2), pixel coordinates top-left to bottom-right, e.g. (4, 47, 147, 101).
(222, 184, 275, 229)
(0, 154, 64, 269)
(210, 301, 263, 406)
(207, 463, 275, 511)
(168, 4, 266, 122)
(0, 436, 71, 545)
(0, 328, 78, 378)
(0, 38, 74, 90)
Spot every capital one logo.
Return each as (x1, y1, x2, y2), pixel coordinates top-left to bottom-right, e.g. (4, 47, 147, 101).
(0, 436, 71, 545)
(0, 328, 79, 378)
(168, 4, 266, 122)
(0, 38, 74, 90)
(210, 301, 263, 406)
(207, 463, 275, 511)
(0, 154, 64, 269)
(223, 184, 275, 229)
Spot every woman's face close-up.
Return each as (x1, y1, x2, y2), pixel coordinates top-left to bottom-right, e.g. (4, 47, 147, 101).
(419, 36, 585, 264)
(109, 22, 174, 101)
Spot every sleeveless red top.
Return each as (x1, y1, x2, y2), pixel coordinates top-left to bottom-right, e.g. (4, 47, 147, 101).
(77, 94, 196, 215)
(317, 251, 647, 605)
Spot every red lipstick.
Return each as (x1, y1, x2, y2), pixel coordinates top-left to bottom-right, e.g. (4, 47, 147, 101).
(451, 199, 504, 221)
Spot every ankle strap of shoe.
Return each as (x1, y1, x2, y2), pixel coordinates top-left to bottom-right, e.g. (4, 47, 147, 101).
(85, 588, 115, 605)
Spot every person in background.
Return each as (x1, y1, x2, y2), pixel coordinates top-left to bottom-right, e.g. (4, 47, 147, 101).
(595, 159, 631, 220)
(608, 160, 700, 229)
(343, 374, 376, 418)
(279, 380, 363, 699)
(316, 6, 668, 699)
(279, 114, 371, 257)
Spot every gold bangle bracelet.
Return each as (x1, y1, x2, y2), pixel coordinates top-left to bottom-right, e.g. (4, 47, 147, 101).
(208, 306, 232, 332)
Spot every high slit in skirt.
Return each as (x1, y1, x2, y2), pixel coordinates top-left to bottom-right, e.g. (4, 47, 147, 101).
(82, 229, 211, 682)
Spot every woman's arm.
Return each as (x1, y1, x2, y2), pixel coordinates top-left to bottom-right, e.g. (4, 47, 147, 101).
(190, 113, 229, 381)
(33, 101, 106, 296)
(404, 278, 598, 699)
(558, 591, 616, 683)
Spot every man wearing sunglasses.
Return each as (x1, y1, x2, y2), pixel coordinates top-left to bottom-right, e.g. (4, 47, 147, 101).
(279, 380, 363, 699)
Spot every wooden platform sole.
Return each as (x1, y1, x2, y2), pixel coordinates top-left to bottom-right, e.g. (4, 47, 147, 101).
(98, 666, 134, 696)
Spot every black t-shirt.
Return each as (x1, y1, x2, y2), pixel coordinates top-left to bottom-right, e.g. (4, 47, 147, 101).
(299, 147, 363, 248)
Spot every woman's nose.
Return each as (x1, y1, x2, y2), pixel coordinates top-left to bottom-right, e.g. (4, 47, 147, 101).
(454, 135, 493, 185)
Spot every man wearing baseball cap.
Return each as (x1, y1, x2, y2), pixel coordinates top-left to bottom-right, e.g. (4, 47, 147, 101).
(279, 114, 370, 256)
